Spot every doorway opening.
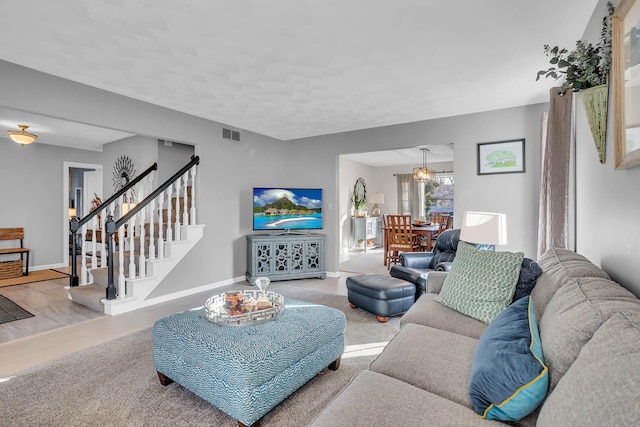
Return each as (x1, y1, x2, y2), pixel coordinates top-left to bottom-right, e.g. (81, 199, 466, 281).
(63, 162, 103, 267)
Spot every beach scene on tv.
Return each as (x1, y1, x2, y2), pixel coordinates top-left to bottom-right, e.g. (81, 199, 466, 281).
(253, 188, 322, 230)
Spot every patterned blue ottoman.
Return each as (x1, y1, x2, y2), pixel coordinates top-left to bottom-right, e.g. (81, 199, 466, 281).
(152, 297, 346, 427)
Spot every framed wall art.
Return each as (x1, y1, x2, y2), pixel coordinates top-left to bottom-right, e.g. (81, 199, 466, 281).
(477, 139, 526, 175)
(613, 0, 640, 169)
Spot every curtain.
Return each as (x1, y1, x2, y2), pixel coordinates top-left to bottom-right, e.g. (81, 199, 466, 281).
(396, 174, 422, 219)
(538, 88, 573, 257)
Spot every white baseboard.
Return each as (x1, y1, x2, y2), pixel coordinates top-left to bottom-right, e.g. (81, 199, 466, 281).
(30, 263, 66, 272)
(326, 271, 341, 278)
(136, 275, 248, 309)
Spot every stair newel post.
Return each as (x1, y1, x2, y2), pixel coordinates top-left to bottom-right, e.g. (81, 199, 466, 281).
(80, 222, 88, 285)
(70, 217, 79, 286)
(189, 165, 197, 225)
(148, 197, 155, 260)
(90, 215, 98, 270)
(182, 171, 189, 228)
(138, 189, 146, 278)
(118, 225, 125, 297)
(174, 178, 181, 241)
(128, 213, 136, 280)
(105, 215, 117, 300)
(157, 192, 165, 259)
(165, 187, 173, 243)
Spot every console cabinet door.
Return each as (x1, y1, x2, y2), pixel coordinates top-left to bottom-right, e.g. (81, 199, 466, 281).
(274, 241, 305, 275)
(253, 241, 274, 276)
(305, 239, 323, 272)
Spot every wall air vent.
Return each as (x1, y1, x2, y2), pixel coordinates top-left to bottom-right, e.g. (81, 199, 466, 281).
(222, 128, 240, 142)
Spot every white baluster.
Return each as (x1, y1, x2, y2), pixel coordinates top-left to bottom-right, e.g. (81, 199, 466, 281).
(80, 223, 88, 284)
(189, 165, 197, 225)
(138, 201, 146, 278)
(118, 226, 125, 298)
(148, 198, 155, 260)
(91, 216, 98, 269)
(182, 171, 189, 228)
(174, 178, 181, 241)
(165, 187, 173, 243)
(157, 192, 165, 259)
(128, 215, 136, 279)
(99, 208, 106, 268)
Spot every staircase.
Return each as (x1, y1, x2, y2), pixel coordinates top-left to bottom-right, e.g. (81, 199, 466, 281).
(68, 156, 203, 315)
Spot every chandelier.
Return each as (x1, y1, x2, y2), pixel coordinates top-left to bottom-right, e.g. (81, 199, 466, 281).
(7, 124, 38, 146)
(413, 148, 436, 182)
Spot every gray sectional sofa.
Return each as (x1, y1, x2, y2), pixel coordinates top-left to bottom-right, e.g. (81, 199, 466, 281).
(311, 248, 640, 426)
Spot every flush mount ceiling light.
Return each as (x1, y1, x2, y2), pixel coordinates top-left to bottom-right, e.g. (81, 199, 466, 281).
(7, 124, 38, 146)
(413, 148, 436, 182)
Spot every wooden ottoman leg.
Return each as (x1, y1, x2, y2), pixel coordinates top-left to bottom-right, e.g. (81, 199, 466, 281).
(376, 315, 389, 323)
(349, 303, 357, 309)
(328, 357, 341, 371)
(239, 420, 260, 427)
(157, 371, 174, 386)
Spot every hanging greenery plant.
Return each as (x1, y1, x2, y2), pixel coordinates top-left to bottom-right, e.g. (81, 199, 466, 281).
(536, 2, 614, 92)
(536, 2, 615, 164)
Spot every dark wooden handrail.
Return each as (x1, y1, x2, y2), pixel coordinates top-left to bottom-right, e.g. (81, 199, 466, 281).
(71, 162, 158, 231)
(115, 156, 199, 229)
(69, 162, 157, 287)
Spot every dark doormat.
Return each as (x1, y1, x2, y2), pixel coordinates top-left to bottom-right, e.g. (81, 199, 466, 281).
(0, 295, 34, 324)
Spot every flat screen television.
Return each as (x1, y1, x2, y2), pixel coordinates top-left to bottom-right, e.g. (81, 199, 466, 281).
(253, 187, 323, 232)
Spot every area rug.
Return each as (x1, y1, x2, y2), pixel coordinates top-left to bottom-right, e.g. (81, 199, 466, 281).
(0, 269, 69, 288)
(0, 295, 34, 324)
(0, 286, 400, 426)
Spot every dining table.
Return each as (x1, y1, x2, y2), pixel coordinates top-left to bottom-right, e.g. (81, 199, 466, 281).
(383, 223, 440, 266)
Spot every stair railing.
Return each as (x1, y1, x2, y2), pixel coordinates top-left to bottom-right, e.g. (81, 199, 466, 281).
(104, 155, 200, 300)
(69, 162, 158, 287)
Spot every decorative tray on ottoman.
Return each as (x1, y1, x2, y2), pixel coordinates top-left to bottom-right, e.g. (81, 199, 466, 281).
(204, 290, 285, 326)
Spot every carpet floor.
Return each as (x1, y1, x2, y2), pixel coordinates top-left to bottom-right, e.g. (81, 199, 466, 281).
(0, 269, 69, 288)
(0, 295, 34, 324)
(0, 285, 400, 426)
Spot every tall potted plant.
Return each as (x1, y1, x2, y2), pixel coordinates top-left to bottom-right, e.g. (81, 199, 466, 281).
(536, 2, 615, 164)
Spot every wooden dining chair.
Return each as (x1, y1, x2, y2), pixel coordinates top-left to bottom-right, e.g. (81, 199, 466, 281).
(429, 212, 442, 225)
(430, 214, 451, 247)
(385, 214, 421, 269)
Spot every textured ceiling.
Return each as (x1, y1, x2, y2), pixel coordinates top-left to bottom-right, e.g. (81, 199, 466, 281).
(0, 0, 598, 142)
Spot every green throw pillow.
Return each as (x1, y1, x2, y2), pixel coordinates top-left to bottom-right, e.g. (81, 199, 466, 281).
(435, 241, 523, 324)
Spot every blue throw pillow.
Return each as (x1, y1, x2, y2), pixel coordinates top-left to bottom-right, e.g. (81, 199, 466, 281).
(469, 296, 548, 421)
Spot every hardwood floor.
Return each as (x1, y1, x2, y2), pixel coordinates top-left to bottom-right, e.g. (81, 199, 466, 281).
(0, 276, 103, 344)
(0, 251, 377, 378)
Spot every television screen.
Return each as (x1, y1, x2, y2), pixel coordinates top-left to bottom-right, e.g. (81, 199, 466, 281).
(253, 187, 323, 231)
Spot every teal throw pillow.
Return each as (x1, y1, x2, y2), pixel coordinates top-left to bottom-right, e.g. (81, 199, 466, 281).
(469, 296, 549, 421)
(434, 241, 523, 324)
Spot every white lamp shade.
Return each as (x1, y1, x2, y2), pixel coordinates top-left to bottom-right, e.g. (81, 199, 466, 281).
(368, 193, 384, 204)
(460, 211, 507, 245)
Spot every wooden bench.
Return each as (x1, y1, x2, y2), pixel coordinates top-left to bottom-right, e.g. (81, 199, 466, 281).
(0, 228, 30, 278)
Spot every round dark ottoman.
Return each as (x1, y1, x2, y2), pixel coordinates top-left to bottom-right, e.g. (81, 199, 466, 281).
(346, 274, 416, 323)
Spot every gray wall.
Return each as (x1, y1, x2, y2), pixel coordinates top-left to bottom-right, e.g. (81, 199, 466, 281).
(102, 135, 159, 197)
(574, 0, 640, 296)
(292, 103, 547, 263)
(157, 140, 195, 184)
(0, 60, 288, 293)
(0, 137, 103, 266)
